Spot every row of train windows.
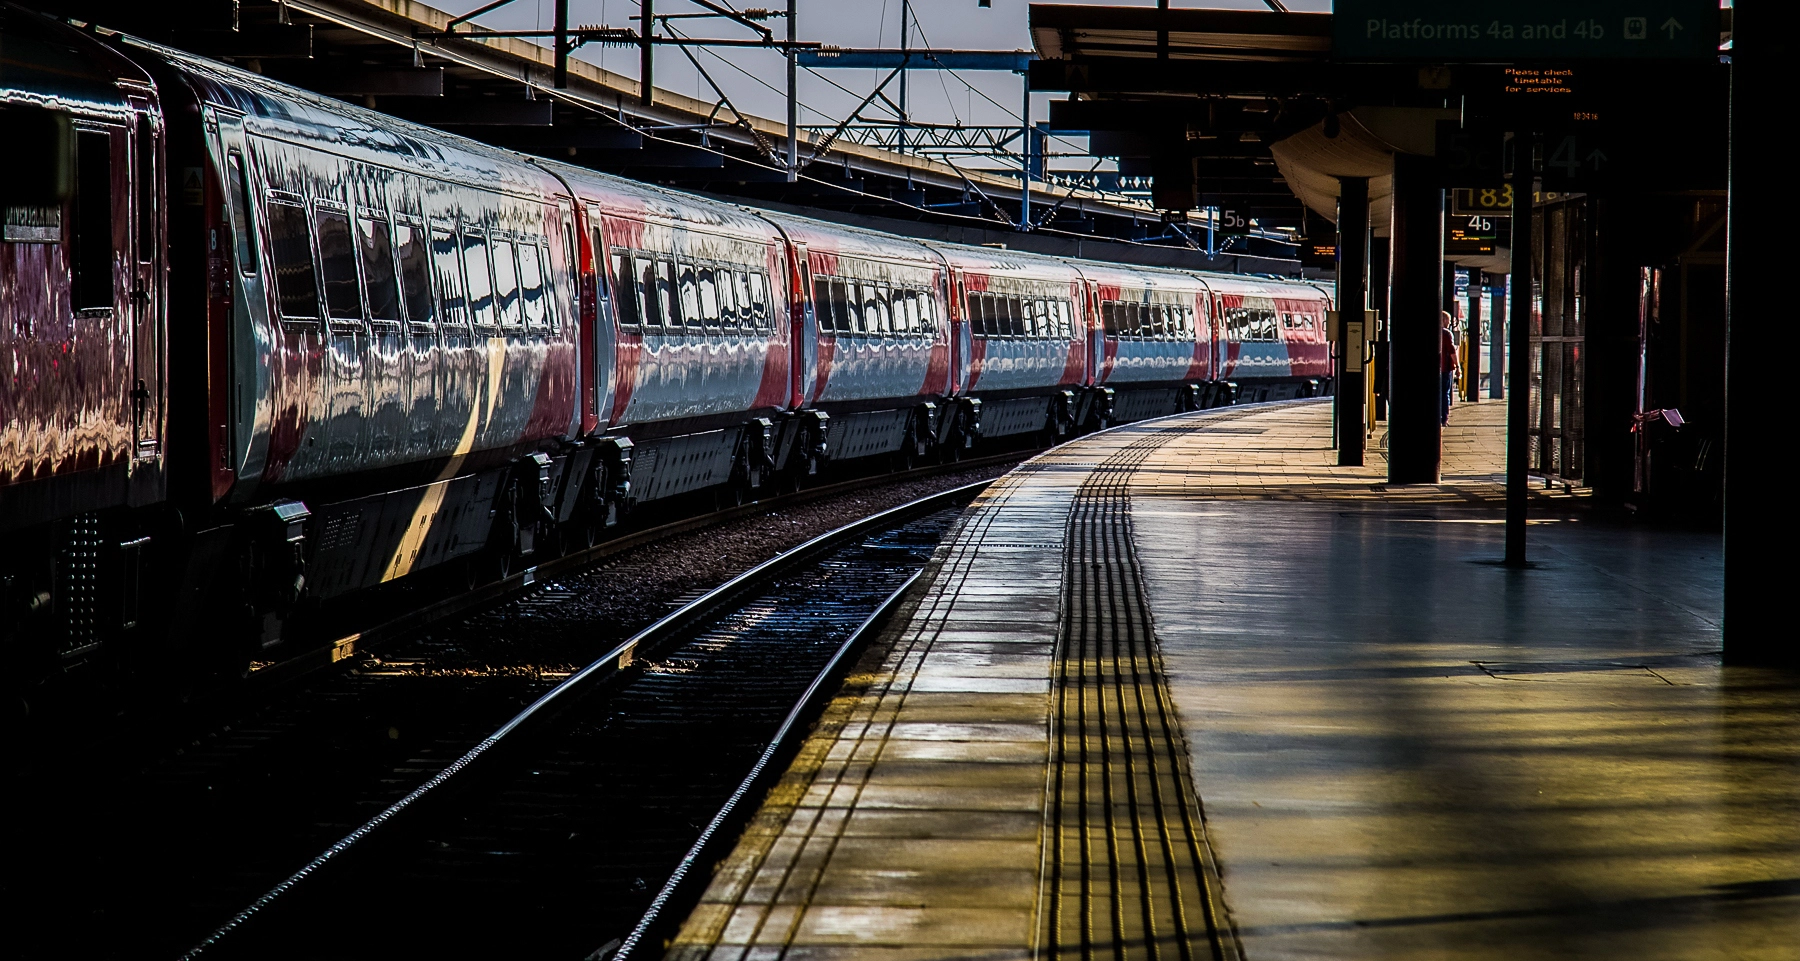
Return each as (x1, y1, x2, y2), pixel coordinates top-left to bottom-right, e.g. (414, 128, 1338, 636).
(611, 248, 773, 333)
(1100, 300, 1198, 340)
(966, 291, 1075, 339)
(1223, 307, 1281, 342)
(259, 190, 556, 335)
(812, 276, 937, 338)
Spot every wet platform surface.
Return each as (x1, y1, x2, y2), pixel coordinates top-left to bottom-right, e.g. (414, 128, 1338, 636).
(669, 399, 1799, 961)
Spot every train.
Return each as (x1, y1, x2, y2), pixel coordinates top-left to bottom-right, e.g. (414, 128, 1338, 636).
(0, 6, 1332, 702)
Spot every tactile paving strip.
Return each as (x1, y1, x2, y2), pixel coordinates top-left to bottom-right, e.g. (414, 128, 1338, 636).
(1040, 430, 1242, 961)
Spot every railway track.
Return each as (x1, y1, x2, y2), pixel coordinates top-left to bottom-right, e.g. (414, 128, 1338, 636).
(251, 450, 1030, 692)
(177, 482, 984, 959)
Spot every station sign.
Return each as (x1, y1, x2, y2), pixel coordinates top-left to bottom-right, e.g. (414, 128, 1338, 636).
(1334, 0, 1719, 61)
(1446, 211, 1502, 256)
(1450, 186, 1516, 216)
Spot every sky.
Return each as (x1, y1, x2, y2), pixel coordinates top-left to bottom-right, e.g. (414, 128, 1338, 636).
(469, 0, 1330, 174)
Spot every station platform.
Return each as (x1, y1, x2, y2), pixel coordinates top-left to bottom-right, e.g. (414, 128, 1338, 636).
(667, 399, 1799, 961)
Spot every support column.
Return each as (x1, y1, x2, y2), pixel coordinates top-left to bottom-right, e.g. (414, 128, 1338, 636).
(1722, 3, 1794, 665)
(1387, 152, 1444, 484)
(1336, 177, 1369, 467)
(1506, 152, 1536, 566)
(1368, 235, 1391, 422)
(640, 0, 654, 105)
(1489, 274, 1507, 399)
(785, 0, 798, 182)
(1466, 268, 1483, 402)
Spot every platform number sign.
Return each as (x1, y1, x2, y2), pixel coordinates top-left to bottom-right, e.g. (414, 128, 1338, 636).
(1540, 133, 1609, 187)
(1215, 207, 1251, 234)
(1447, 212, 1502, 255)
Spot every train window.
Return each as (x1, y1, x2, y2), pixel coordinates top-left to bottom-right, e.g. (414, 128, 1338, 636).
(71, 129, 115, 311)
(609, 251, 639, 328)
(431, 227, 467, 330)
(463, 229, 495, 330)
(1028, 299, 1047, 338)
(812, 277, 833, 333)
(819, 278, 840, 333)
(647, 258, 674, 330)
(1001, 297, 1019, 336)
(904, 290, 922, 335)
(357, 215, 400, 324)
(874, 285, 894, 335)
(892, 288, 909, 334)
(842, 281, 861, 334)
(395, 223, 433, 329)
(697, 265, 722, 329)
(629, 256, 656, 329)
(1101, 301, 1119, 337)
(675, 261, 700, 331)
(493, 239, 523, 329)
(859, 285, 880, 335)
(964, 292, 982, 335)
(734, 271, 756, 330)
(225, 152, 258, 278)
(748, 271, 769, 329)
(268, 200, 319, 321)
(712, 267, 736, 328)
(313, 207, 361, 323)
(519, 242, 547, 329)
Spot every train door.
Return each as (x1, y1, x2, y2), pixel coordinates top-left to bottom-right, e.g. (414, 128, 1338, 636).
(790, 240, 816, 408)
(584, 201, 616, 431)
(203, 104, 271, 489)
(124, 95, 165, 480)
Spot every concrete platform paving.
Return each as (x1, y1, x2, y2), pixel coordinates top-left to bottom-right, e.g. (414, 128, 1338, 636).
(668, 398, 1799, 961)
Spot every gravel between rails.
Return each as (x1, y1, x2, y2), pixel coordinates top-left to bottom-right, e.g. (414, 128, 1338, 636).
(9, 459, 1019, 961)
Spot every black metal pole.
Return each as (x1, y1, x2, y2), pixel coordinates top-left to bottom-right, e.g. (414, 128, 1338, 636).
(640, 0, 655, 105)
(553, 0, 568, 88)
(1505, 142, 1536, 567)
(1466, 268, 1483, 402)
(1337, 176, 1369, 467)
(1489, 274, 1506, 400)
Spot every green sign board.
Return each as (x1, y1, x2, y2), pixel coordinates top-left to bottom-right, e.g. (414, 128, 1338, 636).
(1333, 0, 1719, 61)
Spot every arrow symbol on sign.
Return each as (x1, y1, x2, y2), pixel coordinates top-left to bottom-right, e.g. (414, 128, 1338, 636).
(1587, 148, 1609, 170)
(1661, 17, 1684, 39)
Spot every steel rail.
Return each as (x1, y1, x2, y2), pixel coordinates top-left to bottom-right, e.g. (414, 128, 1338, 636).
(611, 567, 925, 961)
(179, 479, 990, 959)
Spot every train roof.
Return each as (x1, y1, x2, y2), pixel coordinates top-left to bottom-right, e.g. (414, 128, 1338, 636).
(747, 207, 941, 269)
(530, 155, 781, 240)
(0, 5, 152, 122)
(118, 34, 563, 200)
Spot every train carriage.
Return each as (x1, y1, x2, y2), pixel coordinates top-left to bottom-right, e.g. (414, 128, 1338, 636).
(543, 162, 800, 504)
(1206, 274, 1332, 402)
(1078, 260, 1218, 421)
(753, 212, 952, 466)
(932, 243, 1094, 443)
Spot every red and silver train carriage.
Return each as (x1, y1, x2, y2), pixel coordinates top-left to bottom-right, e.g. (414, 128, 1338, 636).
(0, 7, 1330, 699)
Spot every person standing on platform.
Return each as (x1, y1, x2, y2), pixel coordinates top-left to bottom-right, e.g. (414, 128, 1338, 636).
(1440, 311, 1459, 426)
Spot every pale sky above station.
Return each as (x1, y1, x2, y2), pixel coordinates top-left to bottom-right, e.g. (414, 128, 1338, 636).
(470, 0, 1331, 175)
